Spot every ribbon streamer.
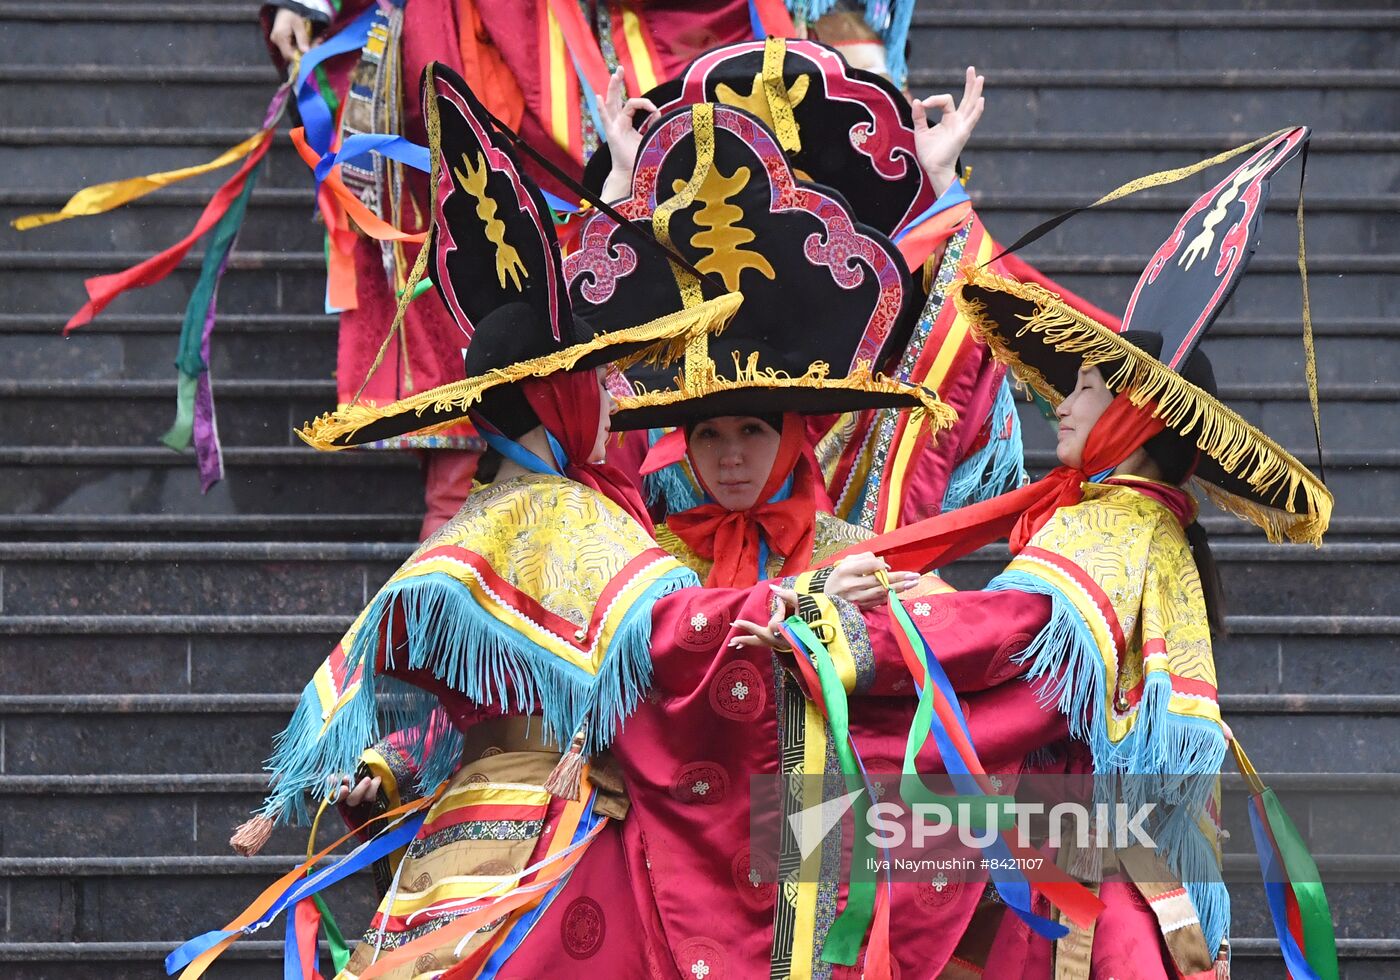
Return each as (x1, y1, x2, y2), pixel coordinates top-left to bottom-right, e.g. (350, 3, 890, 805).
(1233, 739, 1338, 980)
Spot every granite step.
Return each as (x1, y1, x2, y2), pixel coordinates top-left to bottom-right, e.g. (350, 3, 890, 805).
(0, 513, 420, 541)
(7, 127, 1397, 197)
(911, 9, 1400, 72)
(10, 185, 1395, 257)
(0, 2, 274, 69)
(3, 613, 1394, 697)
(0, 447, 426, 518)
(0, 537, 1394, 615)
(6, 250, 1390, 319)
(5, 64, 1399, 131)
(3, 311, 1390, 387)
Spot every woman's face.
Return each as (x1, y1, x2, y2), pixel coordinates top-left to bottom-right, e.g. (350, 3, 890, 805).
(687, 415, 783, 511)
(1055, 363, 1116, 469)
(590, 368, 616, 464)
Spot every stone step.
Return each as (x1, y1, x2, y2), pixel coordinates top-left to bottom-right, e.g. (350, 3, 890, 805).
(0, 445, 1386, 520)
(7, 250, 1388, 320)
(0, 447, 426, 518)
(3, 613, 1393, 698)
(0, 3, 272, 69)
(7, 127, 1396, 198)
(0, 536, 1391, 614)
(0, 513, 419, 541)
(0, 312, 336, 385)
(1, 690, 1399, 775)
(970, 196, 1400, 263)
(3, 311, 1390, 387)
(7, 375, 1384, 446)
(10, 185, 1394, 257)
(5, 64, 1399, 132)
(910, 9, 1400, 71)
(0, 854, 380, 945)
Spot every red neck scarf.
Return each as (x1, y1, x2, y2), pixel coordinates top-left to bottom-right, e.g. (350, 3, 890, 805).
(666, 414, 833, 588)
(521, 372, 655, 534)
(829, 396, 1167, 572)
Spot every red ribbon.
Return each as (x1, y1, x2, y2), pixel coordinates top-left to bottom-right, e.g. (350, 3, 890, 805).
(827, 396, 1166, 573)
(63, 132, 274, 334)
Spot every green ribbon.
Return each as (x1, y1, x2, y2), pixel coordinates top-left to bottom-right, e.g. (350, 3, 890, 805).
(313, 892, 351, 973)
(783, 616, 876, 967)
(160, 158, 264, 452)
(1262, 787, 1339, 980)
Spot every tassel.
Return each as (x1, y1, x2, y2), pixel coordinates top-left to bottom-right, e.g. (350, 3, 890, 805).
(229, 814, 275, 857)
(1214, 936, 1230, 979)
(544, 724, 588, 801)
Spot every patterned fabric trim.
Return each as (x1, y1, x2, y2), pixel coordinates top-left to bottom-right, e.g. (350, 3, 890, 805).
(407, 818, 546, 859)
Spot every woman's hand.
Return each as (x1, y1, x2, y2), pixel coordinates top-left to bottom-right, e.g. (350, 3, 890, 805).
(269, 7, 315, 64)
(731, 585, 800, 651)
(330, 774, 382, 808)
(911, 65, 986, 196)
(825, 552, 919, 610)
(598, 67, 660, 201)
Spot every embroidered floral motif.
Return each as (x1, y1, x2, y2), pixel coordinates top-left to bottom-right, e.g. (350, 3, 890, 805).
(692, 961, 711, 978)
(709, 661, 765, 721)
(671, 762, 728, 805)
(691, 612, 709, 631)
(692, 780, 711, 795)
(913, 601, 931, 617)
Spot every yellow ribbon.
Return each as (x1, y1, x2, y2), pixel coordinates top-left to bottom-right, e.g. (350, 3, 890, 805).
(12, 130, 271, 231)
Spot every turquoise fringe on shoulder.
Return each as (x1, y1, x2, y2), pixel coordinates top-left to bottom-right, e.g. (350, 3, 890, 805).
(643, 428, 706, 515)
(259, 564, 699, 826)
(786, 0, 917, 86)
(941, 376, 1027, 513)
(985, 568, 1230, 956)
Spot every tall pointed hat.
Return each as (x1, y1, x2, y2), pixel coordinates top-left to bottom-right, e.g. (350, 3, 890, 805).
(298, 64, 740, 450)
(565, 101, 954, 433)
(584, 37, 938, 238)
(955, 128, 1332, 544)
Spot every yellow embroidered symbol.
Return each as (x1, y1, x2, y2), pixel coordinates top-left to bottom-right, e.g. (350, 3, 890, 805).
(674, 166, 775, 292)
(452, 151, 528, 290)
(1178, 151, 1273, 271)
(715, 72, 809, 153)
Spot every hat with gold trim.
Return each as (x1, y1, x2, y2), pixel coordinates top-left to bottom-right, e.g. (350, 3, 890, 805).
(566, 101, 954, 434)
(297, 63, 740, 449)
(955, 128, 1332, 544)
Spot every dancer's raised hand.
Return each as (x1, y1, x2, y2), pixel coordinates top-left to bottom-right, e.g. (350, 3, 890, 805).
(911, 65, 986, 195)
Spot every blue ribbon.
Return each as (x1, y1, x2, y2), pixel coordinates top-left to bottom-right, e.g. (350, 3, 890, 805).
(892, 180, 971, 242)
(293, 6, 379, 159)
(902, 620, 1068, 939)
(480, 429, 569, 476)
(1246, 798, 1321, 980)
(165, 811, 426, 976)
(317, 132, 431, 185)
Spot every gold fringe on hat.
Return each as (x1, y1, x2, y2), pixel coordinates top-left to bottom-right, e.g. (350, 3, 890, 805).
(617, 350, 958, 433)
(953, 267, 1332, 546)
(298, 290, 743, 451)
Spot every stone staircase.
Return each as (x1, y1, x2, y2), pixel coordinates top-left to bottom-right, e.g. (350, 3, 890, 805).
(1, 1, 1396, 976)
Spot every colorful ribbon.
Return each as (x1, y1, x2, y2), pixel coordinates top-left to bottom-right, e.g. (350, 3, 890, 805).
(777, 616, 891, 977)
(166, 791, 442, 980)
(1233, 738, 1338, 980)
(883, 575, 1106, 934)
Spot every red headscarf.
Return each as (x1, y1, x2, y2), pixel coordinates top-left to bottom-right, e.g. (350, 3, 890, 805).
(521, 372, 655, 533)
(828, 395, 1168, 572)
(665, 413, 834, 587)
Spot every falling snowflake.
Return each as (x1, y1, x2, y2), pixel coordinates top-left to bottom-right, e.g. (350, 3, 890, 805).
(730, 680, 749, 700)
(692, 780, 710, 796)
(691, 612, 709, 631)
(691, 961, 711, 979)
(913, 602, 931, 617)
